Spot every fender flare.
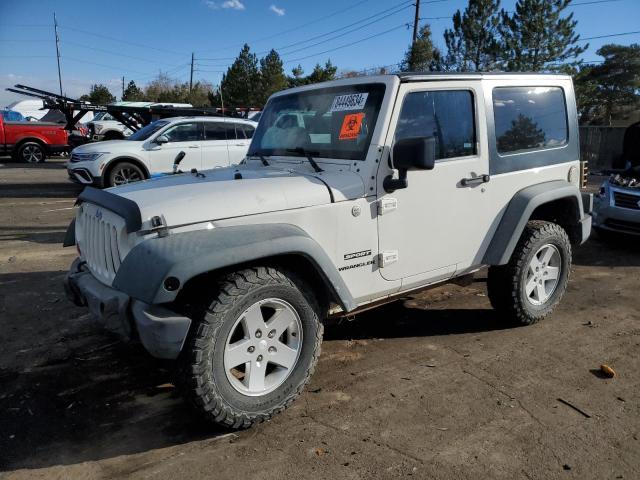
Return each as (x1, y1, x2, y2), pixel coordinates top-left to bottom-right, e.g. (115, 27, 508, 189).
(112, 223, 356, 312)
(482, 180, 587, 266)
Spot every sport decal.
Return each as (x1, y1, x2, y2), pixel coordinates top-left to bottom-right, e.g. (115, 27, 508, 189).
(339, 113, 365, 140)
(329, 93, 368, 112)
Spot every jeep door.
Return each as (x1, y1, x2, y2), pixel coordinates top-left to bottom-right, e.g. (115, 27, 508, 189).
(147, 121, 203, 174)
(202, 121, 231, 169)
(377, 81, 492, 287)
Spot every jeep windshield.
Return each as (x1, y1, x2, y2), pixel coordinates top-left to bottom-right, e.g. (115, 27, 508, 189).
(248, 83, 385, 161)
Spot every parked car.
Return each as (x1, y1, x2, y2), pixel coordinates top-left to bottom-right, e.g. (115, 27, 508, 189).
(0, 110, 68, 162)
(64, 73, 592, 428)
(592, 166, 640, 236)
(67, 116, 256, 187)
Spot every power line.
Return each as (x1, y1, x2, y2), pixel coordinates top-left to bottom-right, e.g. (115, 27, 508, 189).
(61, 40, 178, 66)
(579, 30, 640, 41)
(197, 1, 415, 62)
(283, 23, 410, 64)
(57, 24, 188, 57)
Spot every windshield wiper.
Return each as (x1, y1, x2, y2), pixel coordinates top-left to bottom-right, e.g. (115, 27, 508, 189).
(249, 151, 270, 166)
(285, 147, 323, 173)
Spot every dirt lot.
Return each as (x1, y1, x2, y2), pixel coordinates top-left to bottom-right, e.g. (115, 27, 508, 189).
(1, 158, 639, 480)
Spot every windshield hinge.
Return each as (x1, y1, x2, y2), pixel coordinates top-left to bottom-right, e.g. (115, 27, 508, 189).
(377, 197, 398, 216)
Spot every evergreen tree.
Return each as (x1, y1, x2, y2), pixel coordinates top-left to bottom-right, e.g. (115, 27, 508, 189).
(499, 0, 587, 72)
(497, 114, 545, 152)
(443, 0, 501, 72)
(79, 84, 116, 104)
(259, 49, 288, 104)
(574, 44, 640, 125)
(307, 60, 338, 84)
(401, 24, 442, 72)
(220, 44, 261, 107)
(122, 80, 145, 101)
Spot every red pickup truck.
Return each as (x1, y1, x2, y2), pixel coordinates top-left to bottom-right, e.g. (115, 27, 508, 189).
(0, 110, 69, 163)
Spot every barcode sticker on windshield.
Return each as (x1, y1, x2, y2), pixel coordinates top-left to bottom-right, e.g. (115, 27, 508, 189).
(330, 93, 369, 112)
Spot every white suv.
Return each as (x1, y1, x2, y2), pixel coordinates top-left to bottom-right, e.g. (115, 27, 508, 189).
(67, 116, 256, 187)
(64, 73, 592, 428)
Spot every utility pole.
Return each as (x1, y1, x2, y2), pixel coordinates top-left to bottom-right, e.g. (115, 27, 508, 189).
(53, 12, 63, 97)
(122, 76, 125, 100)
(189, 52, 194, 93)
(412, 0, 421, 45)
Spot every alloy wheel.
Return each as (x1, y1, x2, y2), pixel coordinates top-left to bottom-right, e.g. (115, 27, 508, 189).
(525, 243, 561, 305)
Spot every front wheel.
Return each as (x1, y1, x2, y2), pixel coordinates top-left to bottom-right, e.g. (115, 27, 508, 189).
(487, 220, 572, 325)
(107, 161, 145, 187)
(181, 267, 323, 428)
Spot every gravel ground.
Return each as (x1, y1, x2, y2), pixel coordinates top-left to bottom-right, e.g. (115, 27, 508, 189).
(1, 158, 639, 480)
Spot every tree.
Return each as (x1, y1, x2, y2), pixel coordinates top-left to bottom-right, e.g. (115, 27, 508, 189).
(402, 24, 442, 72)
(574, 44, 640, 125)
(122, 80, 145, 101)
(220, 44, 261, 107)
(497, 114, 545, 152)
(443, 0, 501, 72)
(259, 49, 288, 104)
(307, 60, 337, 84)
(499, 0, 587, 72)
(79, 84, 116, 104)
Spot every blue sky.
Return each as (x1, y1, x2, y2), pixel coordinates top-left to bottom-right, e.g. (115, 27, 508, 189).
(1, 0, 639, 106)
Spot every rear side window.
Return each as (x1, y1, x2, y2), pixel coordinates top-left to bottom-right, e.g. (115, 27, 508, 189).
(224, 123, 237, 140)
(237, 124, 255, 139)
(493, 87, 568, 155)
(204, 122, 226, 141)
(395, 90, 476, 160)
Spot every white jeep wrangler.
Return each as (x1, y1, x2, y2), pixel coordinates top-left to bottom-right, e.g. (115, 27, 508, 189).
(64, 73, 592, 428)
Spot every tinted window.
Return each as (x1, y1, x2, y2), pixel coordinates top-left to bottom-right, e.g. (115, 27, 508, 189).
(223, 124, 237, 140)
(395, 90, 476, 160)
(235, 123, 254, 139)
(127, 120, 169, 141)
(204, 122, 227, 141)
(493, 87, 568, 155)
(163, 122, 202, 142)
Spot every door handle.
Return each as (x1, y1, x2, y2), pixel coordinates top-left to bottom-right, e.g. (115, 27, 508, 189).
(233, 143, 244, 146)
(461, 174, 490, 187)
(188, 145, 199, 149)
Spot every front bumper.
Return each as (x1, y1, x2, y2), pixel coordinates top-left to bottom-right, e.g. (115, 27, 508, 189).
(64, 258, 191, 359)
(593, 193, 640, 236)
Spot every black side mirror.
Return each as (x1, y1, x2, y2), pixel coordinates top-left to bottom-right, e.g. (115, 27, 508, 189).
(384, 137, 436, 192)
(173, 151, 186, 174)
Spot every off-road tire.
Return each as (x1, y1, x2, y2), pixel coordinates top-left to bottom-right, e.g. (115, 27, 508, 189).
(487, 220, 571, 326)
(181, 267, 323, 429)
(16, 141, 46, 163)
(106, 161, 145, 187)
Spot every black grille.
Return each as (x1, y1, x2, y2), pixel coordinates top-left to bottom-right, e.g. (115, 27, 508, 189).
(605, 219, 640, 234)
(613, 191, 640, 210)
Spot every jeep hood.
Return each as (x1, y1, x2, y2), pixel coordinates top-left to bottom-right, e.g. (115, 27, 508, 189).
(108, 165, 364, 227)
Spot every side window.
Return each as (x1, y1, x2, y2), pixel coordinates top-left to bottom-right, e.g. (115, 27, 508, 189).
(242, 125, 255, 139)
(204, 122, 227, 141)
(163, 122, 201, 142)
(493, 87, 568, 155)
(224, 123, 237, 140)
(395, 90, 476, 160)
(233, 123, 247, 139)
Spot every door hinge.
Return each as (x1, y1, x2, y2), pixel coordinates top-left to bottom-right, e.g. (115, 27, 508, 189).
(377, 197, 398, 216)
(378, 250, 399, 268)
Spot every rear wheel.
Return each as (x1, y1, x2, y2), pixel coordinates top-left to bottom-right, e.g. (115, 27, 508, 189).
(487, 220, 571, 325)
(181, 267, 323, 428)
(16, 142, 46, 163)
(107, 161, 145, 187)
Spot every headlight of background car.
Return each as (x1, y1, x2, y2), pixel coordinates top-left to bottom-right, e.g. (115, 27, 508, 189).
(70, 152, 108, 162)
(93, 124, 104, 134)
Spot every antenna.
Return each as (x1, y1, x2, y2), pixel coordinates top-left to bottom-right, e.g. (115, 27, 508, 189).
(54, 12, 63, 97)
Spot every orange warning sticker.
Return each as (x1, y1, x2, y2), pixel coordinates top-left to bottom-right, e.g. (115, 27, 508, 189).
(339, 113, 365, 140)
